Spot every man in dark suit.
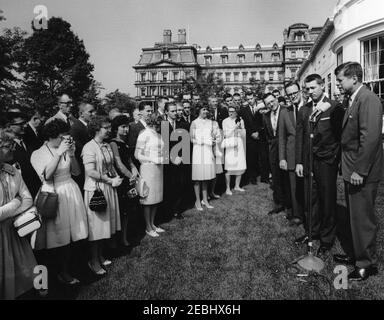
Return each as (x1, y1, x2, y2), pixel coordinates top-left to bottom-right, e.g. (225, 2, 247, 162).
(70, 102, 95, 189)
(8, 113, 41, 198)
(128, 103, 153, 168)
(23, 111, 43, 152)
(295, 74, 345, 255)
(208, 96, 228, 129)
(161, 102, 191, 221)
(279, 80, 305, 225)
(182, 100, 194, 127)
(334, 62, 383, 281)
(154, 96, 168, 122)
(263, 93, 287, 215)
(239, 91, 265, 185)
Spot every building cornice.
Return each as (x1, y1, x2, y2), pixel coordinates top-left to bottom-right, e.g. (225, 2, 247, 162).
(297, 18, 334, 78)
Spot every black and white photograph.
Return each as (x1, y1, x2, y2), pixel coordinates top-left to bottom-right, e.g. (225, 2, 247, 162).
(1, 0, 384, 304)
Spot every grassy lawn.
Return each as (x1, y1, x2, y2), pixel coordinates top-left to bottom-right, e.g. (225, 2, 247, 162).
(75, 179, 384, 300)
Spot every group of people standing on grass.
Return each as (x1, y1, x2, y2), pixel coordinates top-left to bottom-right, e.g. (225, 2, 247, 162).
(0, 61, 383, 299)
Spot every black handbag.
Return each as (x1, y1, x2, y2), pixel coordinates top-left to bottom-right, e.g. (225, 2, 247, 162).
(89, 183, 107, 212)
(35, 146, 59, 219)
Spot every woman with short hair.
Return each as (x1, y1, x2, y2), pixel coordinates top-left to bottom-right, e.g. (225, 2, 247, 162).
(82, 115, 123, 275)
(0, 128, 37, 299)
(31, 118, 88, 285)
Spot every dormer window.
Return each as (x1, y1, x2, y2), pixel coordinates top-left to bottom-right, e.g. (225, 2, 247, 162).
(256, 43, 261, 51)
(238, 54, 245, 63)
(255, 53, 262, 62)
(206, 46, 212, 53)
(222, 46, 228, 52)
(272, 53, 280, 62)
(294, 32, 304, 41)
(239, 44, 244, 51)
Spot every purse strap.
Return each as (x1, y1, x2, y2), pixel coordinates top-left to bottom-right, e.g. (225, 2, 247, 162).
(44, 144, 56, 192)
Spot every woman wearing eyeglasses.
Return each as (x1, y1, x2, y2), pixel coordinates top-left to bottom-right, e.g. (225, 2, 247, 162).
(31, 119, 88, 285)
(82, 116, 123, 275)
(0, 128, 37, 300)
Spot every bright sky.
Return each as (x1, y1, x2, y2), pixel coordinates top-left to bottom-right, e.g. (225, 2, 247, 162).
(1, 0, 337, 97)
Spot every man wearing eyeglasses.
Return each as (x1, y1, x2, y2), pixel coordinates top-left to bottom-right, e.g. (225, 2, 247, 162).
(45, 94, 74, 126)
(279, 81, 305, 226)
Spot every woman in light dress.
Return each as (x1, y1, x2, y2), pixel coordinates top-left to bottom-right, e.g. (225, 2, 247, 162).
(135, 116, 165, 238)
(82, 116, 123, 275)
(0, 128, 37, 299)
(190, 104, 216, 210)
(31, 119, 88, 285)
(221, 105, 247, 195)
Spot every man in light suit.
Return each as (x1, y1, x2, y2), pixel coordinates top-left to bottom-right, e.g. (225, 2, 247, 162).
(45, 94, 74, 126)
(295, 74, 345, 255)
(334, 62, 383, 281)
(279, 80, 304, 225)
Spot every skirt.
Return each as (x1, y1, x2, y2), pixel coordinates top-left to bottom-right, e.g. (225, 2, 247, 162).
(0, 218, 37, 300)
(85, 182, 121, 241)
(140, 163, 163, 205)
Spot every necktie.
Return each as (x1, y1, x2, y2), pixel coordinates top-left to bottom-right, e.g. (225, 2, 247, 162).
(21, 140, 27, 151)
(294, 105, 298, 121)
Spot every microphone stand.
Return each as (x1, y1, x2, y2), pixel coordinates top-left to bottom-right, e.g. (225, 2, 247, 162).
(296, 116, 325, 273)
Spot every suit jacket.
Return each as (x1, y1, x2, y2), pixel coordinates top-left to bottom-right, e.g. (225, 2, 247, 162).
(23, 124, 43, 152)
(154, 110, 167, 122)
(45, 110, 74, 126)
(295, 96, 345, 174)
(70, 118, 90, 163)
(128, 121, 146, 168)
(263, 108, 283, 164)
(212, 107, 229, 129)
(341, 86, 383, 183)
(13, 142, 41, 198)
(239, 105, 262, 143)
(279, 105, 296, 170)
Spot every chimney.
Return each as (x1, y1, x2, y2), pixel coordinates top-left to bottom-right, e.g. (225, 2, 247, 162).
(178, 29, 186, 44)
(163, 30, 172, 44)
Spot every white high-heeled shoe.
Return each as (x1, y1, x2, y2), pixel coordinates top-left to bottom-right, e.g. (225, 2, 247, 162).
(201, 200, 214, 209)
(226, 189, 233, 195)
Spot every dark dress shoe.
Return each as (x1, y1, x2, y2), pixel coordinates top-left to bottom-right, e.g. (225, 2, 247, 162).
(333, 254, 355, 265)
(348, 266, 378, 281)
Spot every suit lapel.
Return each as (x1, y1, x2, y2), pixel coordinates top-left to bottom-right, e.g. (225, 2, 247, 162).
(342, 86, 365, 130)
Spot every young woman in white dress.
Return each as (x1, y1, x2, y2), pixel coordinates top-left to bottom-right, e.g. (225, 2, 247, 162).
(190, 105, 216, 210)
(31, 119, 88, 285)
(221, 105, 247, 195)
(135, 116, 165, 237)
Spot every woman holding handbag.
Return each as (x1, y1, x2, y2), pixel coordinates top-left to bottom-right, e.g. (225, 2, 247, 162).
(134, 116, 164, 238)
(0, 128, 37, 300)
(82, 116, 123, 275)
(31, 119, 88, 285)
(110, 115, 140, 247)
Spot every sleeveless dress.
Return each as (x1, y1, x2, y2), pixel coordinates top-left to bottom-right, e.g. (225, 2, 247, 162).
(31, 144, 88, 250)
(190, 118, 216, 181)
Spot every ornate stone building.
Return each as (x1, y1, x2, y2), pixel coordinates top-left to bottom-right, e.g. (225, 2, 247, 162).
(133, 24, 321, 101)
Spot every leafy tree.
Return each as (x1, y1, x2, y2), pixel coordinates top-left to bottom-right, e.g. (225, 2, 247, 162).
(180, 72, 225, 104)
(17, 17, 94, 116)
(243, 77, 268, 98)
(102, 89, 137, 115)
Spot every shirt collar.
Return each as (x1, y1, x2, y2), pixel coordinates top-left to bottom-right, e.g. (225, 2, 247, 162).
(349, 84, 363, 106)
(57, 110, 68, 121)
(139, 119, 147, 128)
(79, 118, 88, 127)
(28, 122, 38, 134)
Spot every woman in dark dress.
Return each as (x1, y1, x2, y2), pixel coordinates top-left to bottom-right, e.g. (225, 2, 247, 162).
(110, 115, 140, 246)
